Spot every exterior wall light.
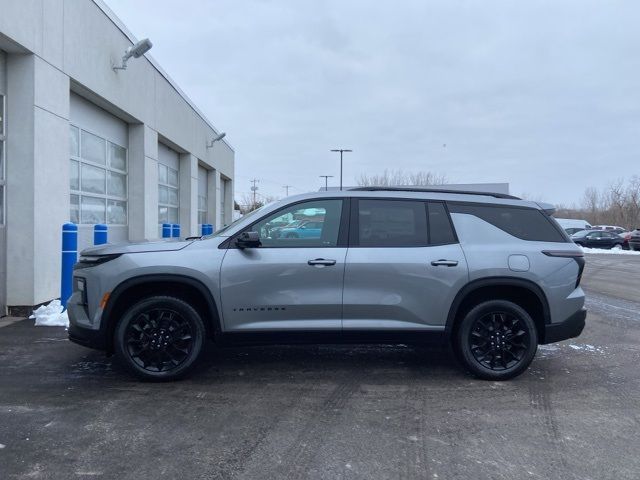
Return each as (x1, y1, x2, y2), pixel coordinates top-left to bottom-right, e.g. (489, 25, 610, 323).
(112, 38, 153, 71)
(207, 132, 226, 148)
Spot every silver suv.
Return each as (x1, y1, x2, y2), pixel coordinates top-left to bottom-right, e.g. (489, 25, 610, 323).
(68, 187, 586, 381)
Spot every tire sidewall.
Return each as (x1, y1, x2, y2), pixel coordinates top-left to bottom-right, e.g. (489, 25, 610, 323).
(456, 300, 538, 381)
(114, 296, 205, 381)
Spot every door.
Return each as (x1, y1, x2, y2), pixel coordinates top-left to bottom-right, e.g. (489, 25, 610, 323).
(343, 199, 469, 330)
(220, 199, 347, 331)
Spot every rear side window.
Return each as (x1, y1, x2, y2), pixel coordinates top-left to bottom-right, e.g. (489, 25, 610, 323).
(357, 200, 428, 247)
(448, 203, 567, 242)
(427, 202, 456, 244)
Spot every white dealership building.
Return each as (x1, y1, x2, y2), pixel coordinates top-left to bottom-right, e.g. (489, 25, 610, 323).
(0, 0, 235, 314)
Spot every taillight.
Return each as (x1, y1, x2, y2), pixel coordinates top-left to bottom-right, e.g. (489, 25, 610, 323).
(541, 250, 585, 288)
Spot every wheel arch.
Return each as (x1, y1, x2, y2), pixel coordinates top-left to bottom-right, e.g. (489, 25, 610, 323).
(445, 277, 551, 342)
(102, 274, 221, 354)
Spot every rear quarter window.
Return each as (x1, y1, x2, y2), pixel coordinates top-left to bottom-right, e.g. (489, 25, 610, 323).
(448, 203, 568, 242)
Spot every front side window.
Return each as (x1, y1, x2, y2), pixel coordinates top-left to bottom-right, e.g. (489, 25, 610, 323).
(356, 199, 428, 247)
(248, 199, 343, 247)
(158, 164, 179, 224)
(69, 125, 128, 225)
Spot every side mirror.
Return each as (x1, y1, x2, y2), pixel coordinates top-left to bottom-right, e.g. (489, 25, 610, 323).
(235, 231, 261, 249)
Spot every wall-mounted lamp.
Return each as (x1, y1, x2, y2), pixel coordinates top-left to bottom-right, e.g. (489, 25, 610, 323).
(112, 38, 153, 71)
(207, 132, 226, 148)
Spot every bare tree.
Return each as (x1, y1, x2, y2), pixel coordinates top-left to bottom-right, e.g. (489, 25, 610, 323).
(357, 169, 448, 187)
(556, 179, 640, 229)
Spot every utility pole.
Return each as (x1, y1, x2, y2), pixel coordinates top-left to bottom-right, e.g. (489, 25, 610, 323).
(319, 175, 334, 191)
(282, 185, 292, 197)
(330, 149, 352, 190)
(250, 179, 259, 209)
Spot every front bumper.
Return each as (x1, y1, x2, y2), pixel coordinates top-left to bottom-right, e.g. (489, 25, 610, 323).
(67, 291, 108, 351)
(542, 308, 586, 344)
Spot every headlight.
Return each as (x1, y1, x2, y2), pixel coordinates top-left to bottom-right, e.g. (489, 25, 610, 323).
(74, 254, 121, 269)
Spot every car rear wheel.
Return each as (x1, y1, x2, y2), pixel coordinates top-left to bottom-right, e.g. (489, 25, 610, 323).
(114, 296, 205, 381)
(455, 300, 538, 381)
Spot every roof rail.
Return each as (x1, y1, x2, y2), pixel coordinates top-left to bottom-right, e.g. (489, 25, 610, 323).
(349, 186, 521, 200)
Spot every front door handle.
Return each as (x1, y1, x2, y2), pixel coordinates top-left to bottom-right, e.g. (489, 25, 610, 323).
(431, 259, 458, 267)
(308, 258, 336, 267)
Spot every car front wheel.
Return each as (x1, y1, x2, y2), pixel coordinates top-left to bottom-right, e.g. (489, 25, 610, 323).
(455, 300, 538, 381)
(114, 296, 205, 381)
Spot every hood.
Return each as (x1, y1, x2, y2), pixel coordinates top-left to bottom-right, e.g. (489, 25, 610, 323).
(81, 239, 194, 256)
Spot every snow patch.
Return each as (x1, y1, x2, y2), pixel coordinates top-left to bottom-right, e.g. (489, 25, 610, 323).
(30, 300, 69, 327)
(580, 246, 640, 255)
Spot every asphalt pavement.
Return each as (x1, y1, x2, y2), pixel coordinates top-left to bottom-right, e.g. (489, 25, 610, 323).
(1, 253, 639, 479)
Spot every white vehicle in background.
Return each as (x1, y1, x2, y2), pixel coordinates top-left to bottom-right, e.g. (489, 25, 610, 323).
(555, 218, 592, 235)
(591, 225, 627, 234)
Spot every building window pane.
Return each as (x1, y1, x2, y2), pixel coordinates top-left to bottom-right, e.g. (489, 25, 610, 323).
(107, 200, 127, 224)
(70, 126, 79, 157)
(168, 168, 178, 187)
(81, 196, 106, 224)
(158, 206, 169, 224)
(158, 164, 168, 184)
(168, 207, 179, 223)
(81, 130, 106, 164)
(158, 185, 168, 204)
(81, 163, 106, 194)
(70, 160, 79, 190)
(198, 211, 206, 225)
(168, 187, 178, 206)
(107, 171, 126, 198)
(108, 142, 126, 171)
(70, 194, 80, 224)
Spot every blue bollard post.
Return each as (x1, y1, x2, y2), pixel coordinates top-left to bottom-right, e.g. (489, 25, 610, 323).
(93, 224, 108, 245)
(162, 223, 171, 238)
(172, 224, 180, 238)
(201, 224, 206, 236)
(60, 223, 78, 309)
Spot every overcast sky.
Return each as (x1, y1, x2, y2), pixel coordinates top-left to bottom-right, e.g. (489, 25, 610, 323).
(105, 0, 639, 206)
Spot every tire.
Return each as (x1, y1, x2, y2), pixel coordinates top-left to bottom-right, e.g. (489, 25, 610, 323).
(612, 244, 622, 250)
(114, 295, 206, 381)
(455, 300, 538, 381)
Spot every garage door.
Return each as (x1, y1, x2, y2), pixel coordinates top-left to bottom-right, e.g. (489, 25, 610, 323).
(0, 50, 6, 315)
(158, 143, 180, 225)
(69, 93, 128, 251)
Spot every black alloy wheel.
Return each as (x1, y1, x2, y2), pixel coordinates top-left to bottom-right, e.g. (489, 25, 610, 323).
(456, 300, 538, 380)
(468, 311, 530, 371)
(115, 296, 205, 381)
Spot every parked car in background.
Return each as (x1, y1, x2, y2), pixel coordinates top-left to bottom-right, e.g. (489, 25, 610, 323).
(279, 220, 324, 238)
(629, 229, 640, 251)
(555, 218, 592, 235)
(571, 230, 624, 249)
(619, 231, 632, 250)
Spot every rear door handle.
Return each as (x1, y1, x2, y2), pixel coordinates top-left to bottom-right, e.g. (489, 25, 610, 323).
(431, 259, 458, 267)
(308, 258, 336, 267)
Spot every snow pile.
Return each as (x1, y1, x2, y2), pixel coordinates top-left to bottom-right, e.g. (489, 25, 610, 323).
(30, 300, 69, 327)
(580, 247, 640, 255)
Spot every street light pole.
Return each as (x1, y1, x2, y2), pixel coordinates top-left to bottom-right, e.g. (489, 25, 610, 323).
(319, 175, 334, 191)
(330, 149, 352, 191)
(282, 185, 292, 197)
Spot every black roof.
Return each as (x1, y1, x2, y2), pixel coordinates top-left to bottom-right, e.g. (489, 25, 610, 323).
(349, 186, 520, 200)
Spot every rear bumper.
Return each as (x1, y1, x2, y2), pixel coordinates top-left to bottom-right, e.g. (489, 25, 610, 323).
(542, 308, 586, 344)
